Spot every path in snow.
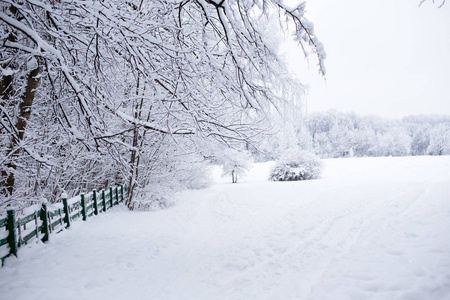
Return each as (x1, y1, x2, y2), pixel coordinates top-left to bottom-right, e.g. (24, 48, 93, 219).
(1, 156, 450, 300)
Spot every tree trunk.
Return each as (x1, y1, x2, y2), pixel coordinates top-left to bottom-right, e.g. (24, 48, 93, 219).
(2, 62, 40, 196)
(126, 74, 144, 209)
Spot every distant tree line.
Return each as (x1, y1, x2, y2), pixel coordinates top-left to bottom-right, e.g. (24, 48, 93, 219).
(255, 111, 450, 160)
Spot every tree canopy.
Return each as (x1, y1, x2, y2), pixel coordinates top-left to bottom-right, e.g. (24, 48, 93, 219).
(0, 0, 325, 209)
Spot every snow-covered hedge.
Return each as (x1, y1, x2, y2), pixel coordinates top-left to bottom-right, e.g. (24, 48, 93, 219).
(269, 150, 323, 181)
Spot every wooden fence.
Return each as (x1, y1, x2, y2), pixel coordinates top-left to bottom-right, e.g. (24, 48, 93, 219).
(0, 184, 127, 267)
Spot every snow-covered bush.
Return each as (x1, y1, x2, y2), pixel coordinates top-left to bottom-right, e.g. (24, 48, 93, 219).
(174, 160, 213, 190)
(269, 150, 323, 181)
(129, 184, 175, 211)
(129, 154, 214, 211)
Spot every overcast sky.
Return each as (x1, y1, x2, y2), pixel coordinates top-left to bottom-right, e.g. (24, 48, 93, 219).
(281, 0, 450, 118)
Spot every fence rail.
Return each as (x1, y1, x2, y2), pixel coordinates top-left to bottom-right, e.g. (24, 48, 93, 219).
(0, 184, 127, 267)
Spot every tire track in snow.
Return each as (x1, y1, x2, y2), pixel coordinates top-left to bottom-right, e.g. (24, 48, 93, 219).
(2, 157, 449, 300)
(215, 195, 380, 299)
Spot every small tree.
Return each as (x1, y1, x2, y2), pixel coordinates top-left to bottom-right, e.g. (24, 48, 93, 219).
(220, 149, 252, 183)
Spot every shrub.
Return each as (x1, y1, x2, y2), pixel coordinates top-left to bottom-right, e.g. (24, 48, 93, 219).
(129, 184, 175, 211)
(269, 150, 323, 181)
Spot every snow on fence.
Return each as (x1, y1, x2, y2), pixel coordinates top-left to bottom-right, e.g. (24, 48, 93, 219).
(0, 184, 127, 267)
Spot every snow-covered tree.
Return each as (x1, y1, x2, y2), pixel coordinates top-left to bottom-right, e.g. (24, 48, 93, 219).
(377, 127, 411, 157)
(219, 148, 252, 183)
(427, 124, 450, 155)
(1, 0, 326, 209)
(409, 125, 431, 156)
(296, 124, 314, 152)
(256, 122, 300, 161)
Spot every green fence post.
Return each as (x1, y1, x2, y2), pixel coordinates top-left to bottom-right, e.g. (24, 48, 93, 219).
(115, 187, 119, 205)
(6, 210, 18, 257)
(109, 187, 113, 208)
(40, 202, 50, 242)
(62, 193, 71, 228)
(120, 185, 124, 202)
(93, 190, 98, 215)
(81, 194, 87, 221)
(102, 189, 106, 212)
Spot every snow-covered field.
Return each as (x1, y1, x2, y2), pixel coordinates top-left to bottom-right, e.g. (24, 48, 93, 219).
(1, 156, 450, 300)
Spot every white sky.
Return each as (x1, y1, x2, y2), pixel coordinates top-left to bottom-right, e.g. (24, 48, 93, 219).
(281, 0, 450, 118)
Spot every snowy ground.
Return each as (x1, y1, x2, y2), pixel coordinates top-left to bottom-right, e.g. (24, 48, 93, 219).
(1, 156, 450, 300)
